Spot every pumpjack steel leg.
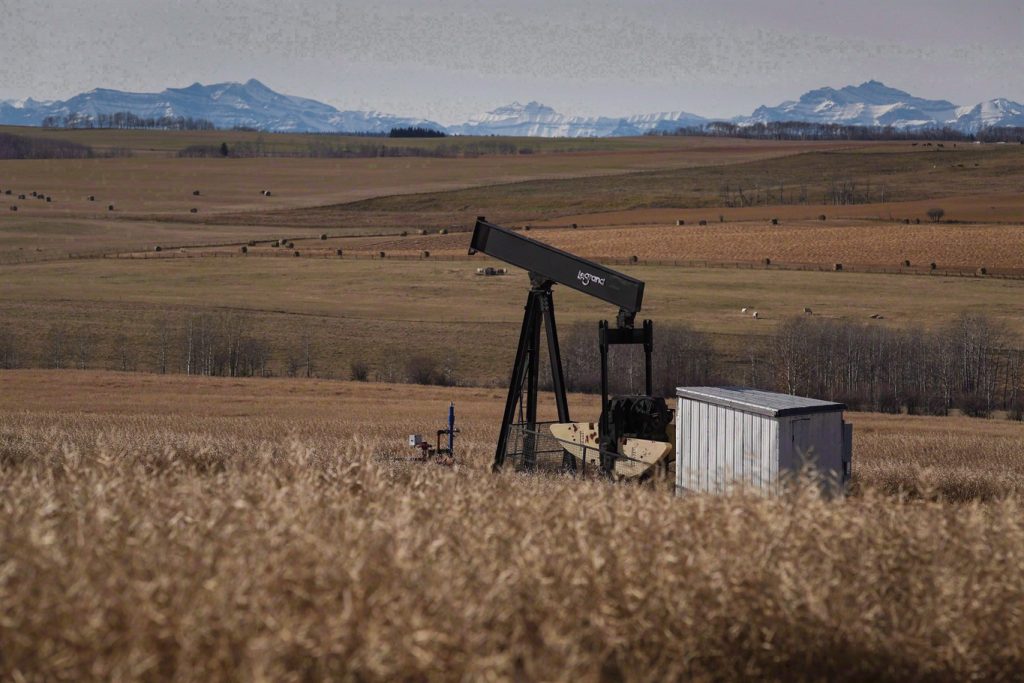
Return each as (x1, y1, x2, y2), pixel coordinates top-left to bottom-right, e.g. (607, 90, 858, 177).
(492, 282, 573, 472)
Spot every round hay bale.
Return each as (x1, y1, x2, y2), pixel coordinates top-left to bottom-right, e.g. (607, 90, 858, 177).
(45, 196, 51, 202)
(379, 251, 386, 258)
(264, 191, 272, 197)
(762, 258, 771, 265)
(439, 228, 448, 235)
(320, 233, 327, 240)
(18, 194, 25, 200)
(400, 231, 408, 237)
(30, 191, 37, 197)
(192, 190, 200, 196)
(676, 219, 685, 226)
(293, 250, 300, 257)
(154, 245, 162, 252)
(271, 240, 279, 247)
(719, 215, 725, 223)
(771, 218, 779, 225)
(523, 225, 530, 231)
(698, 220, 707, 226)
(190, 208, 198, 213)
(903, 218, 911, 224)
(930, 262, 937, 270)
(977, 267, 988, 276)
(629, 255, 638, 263)
(336, 249, 343, 257)
(247, 240, 256, 247)
(285, 241, 294, 249)
(903, 259, 911, 267)
(107, 205, 114, 211)
(571, 223, 578, 229)
(833, 263, 843, 271)
(88, 195, 95, 201)
(9, 205, 16, 212)
(421, 250, 430, 258)
(818, 214, 826, 221)
(3, 190, 9, 195)
(418, 229, 427, 235)
(915, 218, 921, 224)
(240, 245, 248, 254)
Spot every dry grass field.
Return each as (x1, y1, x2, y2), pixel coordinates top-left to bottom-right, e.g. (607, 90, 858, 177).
(4, 130, 1024, 678)
(2, 256, 1023, 382)
(3, 370, 1024, 680)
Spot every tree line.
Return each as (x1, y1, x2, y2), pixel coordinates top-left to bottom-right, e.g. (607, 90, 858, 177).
(657, 120, 1024, 143)
(41, 111, 216, 131)
(2, 311, 1021, 419)
(177, 139, 533, 159)
(0, 132, 129, 159)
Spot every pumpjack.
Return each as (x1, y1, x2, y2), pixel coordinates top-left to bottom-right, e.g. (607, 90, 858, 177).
(469, 218, 673, 478)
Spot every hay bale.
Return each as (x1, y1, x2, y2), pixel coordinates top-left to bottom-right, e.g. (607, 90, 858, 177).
(439, 228, 448, 235)
(771, 218, 779, 225)
(9, 205, 17, 212)
(264, 191, 272, 197)
(571, 223, 578, 229)
(3, 190, 9, 195)
(818, 214, 826, 221)
(285, 241, 294, 249)
(676, 219, 685, 226)
(154, 245, 162, 252)
(930, 262, 937, 270)
(247, 240, 256, 247)
(400, 231, 408, 237)
(320, 234, 327, 240)
(336, 249, 343, 256)
(762, 258, 771, 265)
(30, 191, 37, 197)
(45, 196, 51, 202)
(190, 208, 198, 213)
(698, 220, 707, 226)
(421, 250, 430, 258)
(293, 250, 300, 257)
(18, 194, 25, 200)
(88, 195, 95, 201)
(803, 307, 813, 314)
(977, 267, 988, 276)
(271, 240, 279, 247)
(107, 205, 114, 211)
(903, 218, 911, 224)
(903, 259, 911, 267)
(192, 190, 201, 196)
(833, 263, 843, 271)
(418, 229, 427, 236)
(240, 246, 248, 254)
(629, 255, 639, 263)
(379, 251, 386, 258)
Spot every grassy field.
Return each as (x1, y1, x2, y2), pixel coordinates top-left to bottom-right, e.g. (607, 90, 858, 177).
(2, 256, 1023, 382)
(3, 370, 1024, 680)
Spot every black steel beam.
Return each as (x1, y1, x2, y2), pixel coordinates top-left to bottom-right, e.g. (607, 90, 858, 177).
(470, 218, 644, 314)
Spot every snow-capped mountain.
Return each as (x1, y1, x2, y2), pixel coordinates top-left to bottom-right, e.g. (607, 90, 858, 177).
(952, 98, 1024, 133)
(447, 101, 707, 137)
(0, 79, 444, 134)
(743, 80, 960, 129)
(2, 79, 1024, 136)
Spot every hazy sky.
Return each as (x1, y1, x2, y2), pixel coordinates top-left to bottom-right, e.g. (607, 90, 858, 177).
(1, 0, 1022, 123)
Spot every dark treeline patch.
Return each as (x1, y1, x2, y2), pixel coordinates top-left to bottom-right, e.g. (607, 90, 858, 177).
(177, 138, 531, 158)
(388, 126, 446, 138)
(0, 132, 100, 159)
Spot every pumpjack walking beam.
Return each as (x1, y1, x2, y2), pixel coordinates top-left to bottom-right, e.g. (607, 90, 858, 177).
(469, 217, 648, 472)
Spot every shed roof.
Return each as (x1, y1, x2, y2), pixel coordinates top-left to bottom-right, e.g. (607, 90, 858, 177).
(676, 386, 845, 418)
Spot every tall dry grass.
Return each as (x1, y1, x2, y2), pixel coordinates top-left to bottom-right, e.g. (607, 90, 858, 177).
(2, 411, 1024, 681)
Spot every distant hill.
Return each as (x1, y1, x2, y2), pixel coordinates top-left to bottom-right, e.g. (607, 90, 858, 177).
(2, 79, 1022, 137)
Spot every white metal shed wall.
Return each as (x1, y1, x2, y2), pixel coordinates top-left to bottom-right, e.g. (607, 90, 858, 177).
(777, 411, 845, 484)
(676, 397, 779, 494)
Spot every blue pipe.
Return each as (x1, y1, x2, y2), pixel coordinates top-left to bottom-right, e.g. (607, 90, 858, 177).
(448, 401, 455, 456)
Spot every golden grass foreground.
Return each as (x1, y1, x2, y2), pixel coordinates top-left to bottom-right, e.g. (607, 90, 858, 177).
(3, 372, 1024, 680)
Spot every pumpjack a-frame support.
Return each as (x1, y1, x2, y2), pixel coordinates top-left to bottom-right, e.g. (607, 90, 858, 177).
(493, 275, 572, 472)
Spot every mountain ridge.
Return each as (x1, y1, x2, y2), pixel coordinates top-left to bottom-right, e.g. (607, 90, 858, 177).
(2, 79, 1022, 137)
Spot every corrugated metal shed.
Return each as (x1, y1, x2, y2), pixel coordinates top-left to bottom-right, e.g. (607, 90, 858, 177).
(675, 386, 852, 495)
